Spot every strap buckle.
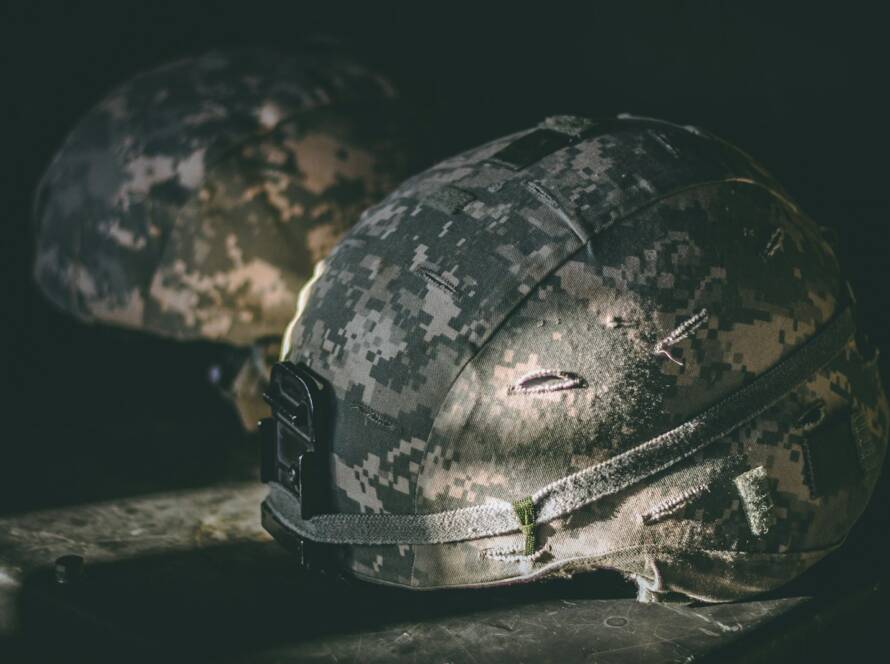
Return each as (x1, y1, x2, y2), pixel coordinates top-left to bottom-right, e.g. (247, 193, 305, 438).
(260, 361, 331, 519)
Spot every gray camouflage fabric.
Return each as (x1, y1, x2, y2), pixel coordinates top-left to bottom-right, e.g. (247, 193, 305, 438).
(265, 115, 888, 601)
(33, 48, 409, 345)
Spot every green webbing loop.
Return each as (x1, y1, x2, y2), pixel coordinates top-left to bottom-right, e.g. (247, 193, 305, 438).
(513, 496, 537, 555)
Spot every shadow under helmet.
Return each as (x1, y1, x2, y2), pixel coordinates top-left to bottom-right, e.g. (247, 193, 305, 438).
(261, 114, 888, 602)
(32, 48, 411, 427)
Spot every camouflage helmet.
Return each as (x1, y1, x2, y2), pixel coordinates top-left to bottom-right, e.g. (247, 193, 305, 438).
(261, 114, 888, 602)
(32, 48, 409, 346)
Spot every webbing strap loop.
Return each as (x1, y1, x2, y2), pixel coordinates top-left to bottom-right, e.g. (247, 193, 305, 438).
(513, 497, 537, 555)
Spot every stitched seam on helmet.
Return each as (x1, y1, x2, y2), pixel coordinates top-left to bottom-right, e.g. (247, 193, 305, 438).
(525, 180, 590, 243)
(653, 308, 709, 366)
(793, 401, 827, 434)
(481, 545, 550, 563)
(761, 227, 785, 260)
(507, 369, 587, 395)
(413, 265, 459, 295)
(350, 402, 398, 431)
(639, 483, 711, 525)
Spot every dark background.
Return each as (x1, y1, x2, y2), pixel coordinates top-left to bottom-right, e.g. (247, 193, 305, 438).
(1, 0, 888, 534)
(1, 3, 889, 661)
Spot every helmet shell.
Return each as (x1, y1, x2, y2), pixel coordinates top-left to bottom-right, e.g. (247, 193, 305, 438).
(33, 49, 409, 345)
(270, 115, 888, 600)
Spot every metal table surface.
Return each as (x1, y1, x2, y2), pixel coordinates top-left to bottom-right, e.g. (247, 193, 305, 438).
(1, 480, 885, 663)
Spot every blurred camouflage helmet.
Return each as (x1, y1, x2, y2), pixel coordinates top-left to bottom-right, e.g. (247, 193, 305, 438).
(33, 47, 409, 346)
(261, 114, 888, 602)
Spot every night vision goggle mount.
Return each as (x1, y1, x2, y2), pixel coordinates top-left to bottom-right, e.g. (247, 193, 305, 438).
(260, 361, 334, 570)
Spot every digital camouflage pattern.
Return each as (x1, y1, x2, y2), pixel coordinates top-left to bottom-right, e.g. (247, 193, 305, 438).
(266, 115, 888, 601)
(33, 48, 409, 345)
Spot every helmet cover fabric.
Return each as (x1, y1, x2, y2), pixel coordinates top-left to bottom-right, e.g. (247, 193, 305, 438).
(33, 48, 409, 345)
(265, 115, 888, 601)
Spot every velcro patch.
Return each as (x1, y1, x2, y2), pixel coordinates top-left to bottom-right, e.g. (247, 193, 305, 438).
(734, 466, 776, 536)
(487, 128, 577, 170)
(541, 115, 595, 137)
(802, 409, 863, 498)
(423, 186, 476, 215)
(851, 403, 882, 475)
